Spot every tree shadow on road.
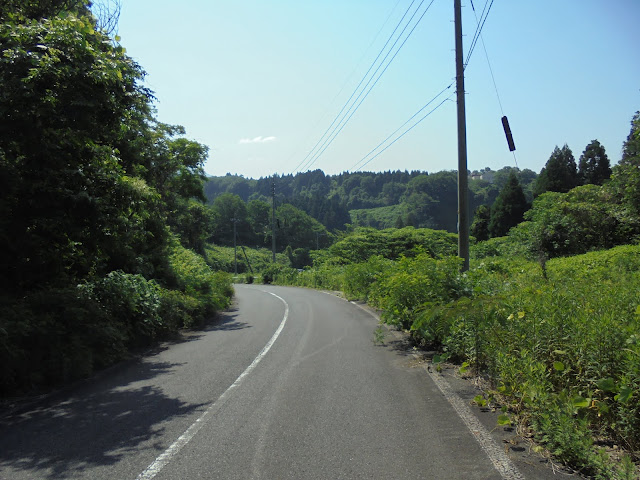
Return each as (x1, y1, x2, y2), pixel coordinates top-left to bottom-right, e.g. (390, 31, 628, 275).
(0, 359, 205, 479)
(205, 307, 251, 332)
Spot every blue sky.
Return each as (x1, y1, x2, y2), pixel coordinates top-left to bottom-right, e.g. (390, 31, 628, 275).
(117, 1, 640, 179)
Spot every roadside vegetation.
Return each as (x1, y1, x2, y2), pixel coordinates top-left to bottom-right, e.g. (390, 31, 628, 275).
(0, 1, 232, 396)
(261, 112, 640, 479)
(2, 1, 639, 477)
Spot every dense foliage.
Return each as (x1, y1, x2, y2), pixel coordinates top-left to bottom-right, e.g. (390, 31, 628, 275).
(204, 167, 539, 232)
(534, 144, 579, 196)
(207, 192, 331, 258)
(0, 2, 232, 394)
(579, 140, 611, 186)
(487, 172, 529, 238)
(2, 2, 638, 475)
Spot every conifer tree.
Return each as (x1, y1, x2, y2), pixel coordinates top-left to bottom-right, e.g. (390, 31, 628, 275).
(533, 145, 578, 196)
(609, 111, 640, 215)
(578, 140, 611, 185)
(488, 172, 528, 238)
(470, 205, 490, 241)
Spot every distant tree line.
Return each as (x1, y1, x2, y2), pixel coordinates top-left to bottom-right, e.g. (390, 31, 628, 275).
(204, 167, 539, 235)
(205, 134, 614, 246)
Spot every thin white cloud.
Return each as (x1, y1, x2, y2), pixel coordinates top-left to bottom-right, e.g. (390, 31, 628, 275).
(238, 136, 277, 145)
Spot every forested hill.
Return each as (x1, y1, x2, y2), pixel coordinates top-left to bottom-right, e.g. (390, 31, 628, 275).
(204, 167, 538, 232)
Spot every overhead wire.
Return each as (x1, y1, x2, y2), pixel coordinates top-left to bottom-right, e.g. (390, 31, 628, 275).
(295, 0, 436, 174)
(350, 0, 494, 173)
(284, 0, 403, 171)
(468, 0, 519, 167)
(297, 0, 504, 175)
(350, 82, 454, 171)
(291, 0, 419, 174)
(465, 0, 494, 68)
(303, 0, 437, 173)
(297, 0, 429, 173)
(354, 91, 455, 172)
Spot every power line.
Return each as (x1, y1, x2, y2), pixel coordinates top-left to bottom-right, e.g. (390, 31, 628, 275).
(468, 0, 519, 167)
(289, 0, 405, 174)
(354, 92, 455, 172)
(297, 0, 428, 173)
(302, 0, 434, 172)
(464, 0, 494, 68)
(292, 0, 419, 174)
(295, 0, 436, 174)
(302, 0, 437, 173)
(351, 82, 454, 171)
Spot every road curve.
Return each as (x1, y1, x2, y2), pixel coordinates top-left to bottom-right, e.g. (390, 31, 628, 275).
(1, 285, 507, 479)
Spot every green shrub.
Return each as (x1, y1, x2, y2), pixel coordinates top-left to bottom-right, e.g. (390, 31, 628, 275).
(369, 254, 468, 329)
(0, 287, 121, 394)
(157, 288, 199, 330)
(292, 264, 345, 291)
(511, 186, 640, 259)
(167, 242, 233, 325)
(327, 227, 458, 264)
(205, 244, 289, 274)
(261, 263, 298, 285)
(342, 255, 392, 301)
(79, 271, 163, 347)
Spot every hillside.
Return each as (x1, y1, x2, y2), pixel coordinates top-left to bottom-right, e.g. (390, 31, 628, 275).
(204, 167, 538, 233)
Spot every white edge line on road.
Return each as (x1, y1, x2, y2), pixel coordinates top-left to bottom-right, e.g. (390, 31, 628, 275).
(349, 300, 525, 480)
(136, 291, 289, 480)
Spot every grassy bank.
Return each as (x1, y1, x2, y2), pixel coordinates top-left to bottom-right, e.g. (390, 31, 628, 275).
(266, 242, 639, 478)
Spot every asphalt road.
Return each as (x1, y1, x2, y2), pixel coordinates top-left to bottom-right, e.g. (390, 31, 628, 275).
(1, 285, 537, 479)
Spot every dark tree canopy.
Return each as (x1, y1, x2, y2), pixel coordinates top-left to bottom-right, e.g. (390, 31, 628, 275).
(609, 111, 640, 215)
(470, 204, 490, 241)
(0, 0, 88, 21)
(534, 145, 578, 196)
(578, 140, 611, 186)
(210, 193, 249, 245)
(0, 2, 228, 394)
(488, 172, 529, 238)
(622, 111, 640, 161)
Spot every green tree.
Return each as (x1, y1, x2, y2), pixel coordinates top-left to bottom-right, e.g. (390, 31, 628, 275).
(609, 111, 640, 215)
(578, 140, 611, 186)
(488, 172, 528, 238)
(247, 199, 271, 246)
(471, 205, 490, 241)
(0, 2, 237, 396)
(514, 185, 640, 258)
(533, 145, 578, 196)
(401, 172, 458, 231)
(210, 193, 248, 245)
(276, 203, 327, 251)
(382, 182, 406, 206)
(0, 0, 88, 21)
(0, 12, 164, 290)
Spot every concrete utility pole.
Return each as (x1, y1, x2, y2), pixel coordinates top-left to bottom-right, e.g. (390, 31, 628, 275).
(271, 180, 276, 262)
(454, 0, 470, 271)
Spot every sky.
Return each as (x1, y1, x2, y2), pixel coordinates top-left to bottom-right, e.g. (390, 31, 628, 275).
(116, 1, 640, 179)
